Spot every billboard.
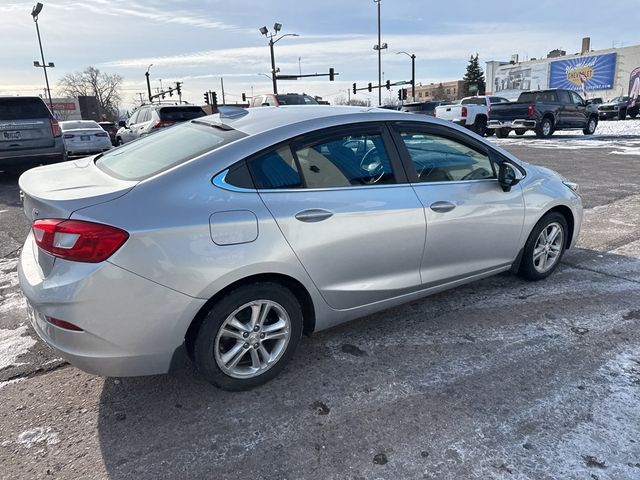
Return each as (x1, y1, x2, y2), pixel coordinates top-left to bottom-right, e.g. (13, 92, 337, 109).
(493, 63, 549, 99)
(629, 66, 640, 107)
(549, 53, 617, 92)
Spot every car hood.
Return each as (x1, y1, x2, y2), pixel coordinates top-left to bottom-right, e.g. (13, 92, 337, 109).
(18, 156, 137, 221)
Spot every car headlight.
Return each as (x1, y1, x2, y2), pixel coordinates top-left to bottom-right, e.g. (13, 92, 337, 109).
(563, 181, 580, 193)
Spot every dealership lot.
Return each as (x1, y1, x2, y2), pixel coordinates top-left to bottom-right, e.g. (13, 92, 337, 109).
(1, 130, 640, 479)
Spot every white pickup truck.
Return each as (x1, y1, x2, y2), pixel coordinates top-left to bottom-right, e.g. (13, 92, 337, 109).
(435, 95, 511, 136)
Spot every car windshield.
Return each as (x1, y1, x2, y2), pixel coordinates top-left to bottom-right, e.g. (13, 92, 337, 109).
(461, 98, 487, 105)
(60, 120, 100, 130)
(159, 107, 206, 121)
(275, 94, 319, 105)
(0, 98, 51, 120)
(96, 121, 246, 180)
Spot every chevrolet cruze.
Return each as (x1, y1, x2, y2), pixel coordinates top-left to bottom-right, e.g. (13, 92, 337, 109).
(18, 106, 582, 390)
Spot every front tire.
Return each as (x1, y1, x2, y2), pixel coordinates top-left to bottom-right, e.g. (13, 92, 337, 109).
(583, 116, 597, 135)
(518, 212, 568, 281)
(618, 108, 627, 120)
(193, 282, 303, 391)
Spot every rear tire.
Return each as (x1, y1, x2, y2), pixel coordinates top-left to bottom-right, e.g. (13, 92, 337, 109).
(618, 108, 627, 120)
(485, 129, 495, 137)
(116, 137, 123, 146)
(496, 128, 510, 138)
(535, 117, 554, 138)
(472, 116, 487, 136)
(583, 116, 597, 135)
(192, 282, 303, 391)
(518, 212, 568, 281)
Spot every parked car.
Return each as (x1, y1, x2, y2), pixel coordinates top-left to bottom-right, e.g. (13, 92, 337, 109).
(18, 106, 582, 391)
(598, 96, 639, 120)
(60, 120, 112, 157)
(401, 101, 445, 116)
(249, 93, 319, 107)
(487, 89, 599, 138)
(0, 96, 66, 171)
(98, 121, 118, 145)
(116, 104, 206, 145)
(435, 96, 510, 135)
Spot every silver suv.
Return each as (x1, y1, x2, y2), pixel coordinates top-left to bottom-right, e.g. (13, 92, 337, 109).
(116, 104, 206, 145)
(0, 96, 67, 171)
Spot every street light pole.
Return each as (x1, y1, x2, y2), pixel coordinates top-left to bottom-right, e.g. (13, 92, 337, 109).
(145, 64, 153, 102)
(398, 51, 416, 101)
(30, 3, 54, 109)
(259, 24, 299, 96)
(372, 0, 387, 106)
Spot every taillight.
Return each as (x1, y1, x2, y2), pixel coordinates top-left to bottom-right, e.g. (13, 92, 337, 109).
(45, 316, 83, 331)
(63, 134, 74, 139)
(50, 118, 62, 137)
(32, 219, 129, 263)
(461, 106, 467, 117)
(527, 104, 535, 116)
(95, 132, 109, 137)
(152, 120, 175, 129)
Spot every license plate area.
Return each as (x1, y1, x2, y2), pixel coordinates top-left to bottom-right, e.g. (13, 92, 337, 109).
(3, 131, 21, 140)
(80, 135, 90, 141)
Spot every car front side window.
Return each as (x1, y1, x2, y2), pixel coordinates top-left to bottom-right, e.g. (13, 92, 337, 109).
(399, 131, 496, 183)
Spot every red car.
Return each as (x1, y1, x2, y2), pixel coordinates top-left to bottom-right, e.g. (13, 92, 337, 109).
(98, 121, 118, 145)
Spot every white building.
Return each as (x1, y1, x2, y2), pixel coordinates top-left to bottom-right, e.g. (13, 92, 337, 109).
(486, 39, 640, 101)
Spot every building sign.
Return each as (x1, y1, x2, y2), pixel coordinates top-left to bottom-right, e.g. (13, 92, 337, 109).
(629, 66, 640, 107)
(50, 102, 77, 111)
(549, 53, 617, 91)
(493, 63, 549, 98)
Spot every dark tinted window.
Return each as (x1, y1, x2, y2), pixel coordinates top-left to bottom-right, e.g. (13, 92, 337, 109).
(519, 91, 557, 103)
(96, 122, 246, 180)
(295, 133, 395, 188)
(461, 97, 487, 105)
(248, 146, 302, 189)
(159, 106, 206, 121)
(275, 94, 318, 105)
(0, 97, 51, 120)
(557, 91, 571, 104)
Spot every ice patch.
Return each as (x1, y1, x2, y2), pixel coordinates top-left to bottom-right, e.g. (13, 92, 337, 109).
(17, 427, 60, 449)
(0, 256, 26, 316)
(0, 325, 36, 370)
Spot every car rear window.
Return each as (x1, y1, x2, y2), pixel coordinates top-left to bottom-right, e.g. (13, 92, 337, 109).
(96, 121, 246, 180)
(0, 97, 51, 121)
(519, 91, 556, 103)
(159, 107, 206, 121)
(60, 120, 100, 130)
(274, 94, 318, 105)
(461, 98, 486, 105)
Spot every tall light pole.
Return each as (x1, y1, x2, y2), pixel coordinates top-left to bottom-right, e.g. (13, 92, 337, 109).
(397, 51, 416, 101)
(372, 0, 387, 106)
(259, 23, 299, 95)
(145, 64, 153, 102)
(30, 3, 54, 109)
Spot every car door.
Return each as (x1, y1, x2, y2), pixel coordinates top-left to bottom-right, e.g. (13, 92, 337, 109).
(133, 108, 151, 139)
(569, 91, 588, 127)
(250, 124, 426, 310)
(122, 110, 140, 143)
(557, 90, 578, 126)
(391, 122, 525, 286)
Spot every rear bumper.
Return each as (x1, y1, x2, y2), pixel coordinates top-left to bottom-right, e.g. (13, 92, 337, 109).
(0, 141, 66, 169)
(18, 233, 206, 377)
(487, 119, 537, 129)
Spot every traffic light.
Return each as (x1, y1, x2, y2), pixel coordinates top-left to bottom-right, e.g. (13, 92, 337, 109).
(397, 88, 407, 101)
(329, 68, 335, 81)
(161, 91, 165, 99)
(212, 91, 218, 105)
(175, 82, 182, 96)
(386, 80, 391, 90)
(242, 93, 246, 102)
(204, 92, 210, 105)
(352, 83, 357, 95)
(169, 89, 173, 97)
(368, 82, 372, 92)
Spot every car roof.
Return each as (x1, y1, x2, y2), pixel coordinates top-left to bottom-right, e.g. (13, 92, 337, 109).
(196, 105, 440, 136)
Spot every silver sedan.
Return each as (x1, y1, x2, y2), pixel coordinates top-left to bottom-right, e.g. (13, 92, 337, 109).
(18, 106, 582, 390)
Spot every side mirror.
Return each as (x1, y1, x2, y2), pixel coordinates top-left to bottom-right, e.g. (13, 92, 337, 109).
(498, 162, 523, 192)
(118, 120, 126, 128)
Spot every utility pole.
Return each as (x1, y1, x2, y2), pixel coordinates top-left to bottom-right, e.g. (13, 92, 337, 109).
(347, 88, 351, 103)
(145, 64, 153, 102)
(221, 77, 226, 104)
(373, 0, 387, 106)
(137, 92, 144, 104)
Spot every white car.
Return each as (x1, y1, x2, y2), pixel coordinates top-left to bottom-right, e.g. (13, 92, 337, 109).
(435, 96, 510, 136)
(60, 120, 112, 157)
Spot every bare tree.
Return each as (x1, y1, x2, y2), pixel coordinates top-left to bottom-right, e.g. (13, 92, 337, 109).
(57, 67, 123, 121)
(334, 95, 370, 107)
(432, 83, 448, 101)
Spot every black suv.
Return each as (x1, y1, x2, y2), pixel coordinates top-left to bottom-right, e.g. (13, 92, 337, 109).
(0, 96, 67, 171)
(116, 104, 206, 145)
(598, 96, 639, 120)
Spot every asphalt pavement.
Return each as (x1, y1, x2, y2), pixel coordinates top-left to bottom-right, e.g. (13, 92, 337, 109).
(1, 133, 639, 479)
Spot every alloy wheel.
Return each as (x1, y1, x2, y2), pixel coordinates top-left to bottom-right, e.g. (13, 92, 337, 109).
(532, 222, 564, 273)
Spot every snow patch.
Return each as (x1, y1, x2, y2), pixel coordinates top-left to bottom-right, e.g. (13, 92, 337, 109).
(17, 427, 60, 449)
(0, 256, 26, 316)
(0, 325, 37, 370)
(0, 377, 25, 390)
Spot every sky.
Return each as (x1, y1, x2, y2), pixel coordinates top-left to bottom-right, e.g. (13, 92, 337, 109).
(2, 0, 640, 110)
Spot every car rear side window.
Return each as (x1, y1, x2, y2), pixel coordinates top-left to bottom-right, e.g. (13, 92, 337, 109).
(247, 146, 303, 189)
(159, 107, 206, 121)
(96, 122, 246, 180)
(399, 131, 495, 183)
(0, 98, 51, 120)
(461, 98, 486, 105)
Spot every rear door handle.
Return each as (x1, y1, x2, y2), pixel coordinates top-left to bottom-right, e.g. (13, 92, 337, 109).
(295, 209, 334, 223)
(430, 201, 456, 213)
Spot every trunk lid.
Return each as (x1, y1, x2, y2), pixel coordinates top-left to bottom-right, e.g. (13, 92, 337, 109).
(488, 102, 531, 121)
(19, 156, 137, 222)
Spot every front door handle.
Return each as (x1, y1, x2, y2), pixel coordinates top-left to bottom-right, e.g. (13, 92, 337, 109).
(430, 201, 456, 213)
(295, 209, 334, 223)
